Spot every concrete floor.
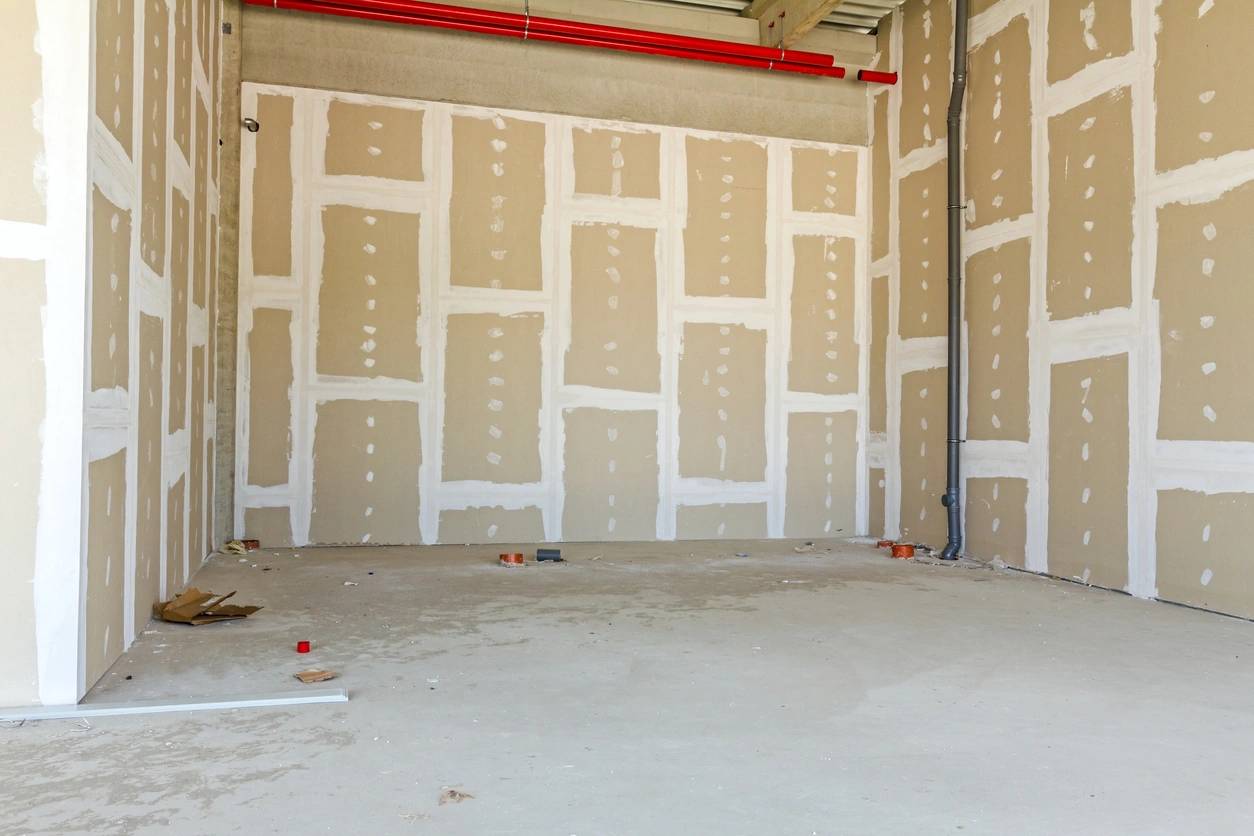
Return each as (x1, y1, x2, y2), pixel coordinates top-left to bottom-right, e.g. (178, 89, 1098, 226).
(4, 539, 1254, 835)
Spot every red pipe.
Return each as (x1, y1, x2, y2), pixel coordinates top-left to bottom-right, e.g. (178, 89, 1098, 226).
(247, 0, 869, 80)
(315, 0, 837, 67)
(857, 69, 898, 85)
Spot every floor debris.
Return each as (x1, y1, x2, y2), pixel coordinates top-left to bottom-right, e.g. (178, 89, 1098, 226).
(152, 589, 262, 625)
(439, 788, 474, 805)
(294, 669, 338, 684)
(793, 542, 816, 554)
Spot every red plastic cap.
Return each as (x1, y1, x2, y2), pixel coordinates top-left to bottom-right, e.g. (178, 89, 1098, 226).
(296, 640, 311, 653)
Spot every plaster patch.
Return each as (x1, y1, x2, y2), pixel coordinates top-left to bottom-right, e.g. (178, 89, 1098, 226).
(189, 346, 205, 565)
(966, 15, 1032, 229)
(251, 94, 295, 277)
(899, 367, 947, 546)
(169, 189, 190, 433)
(869, 276, 888, 433)
(90, 187, 131, 392)
(965, 238, 1030, 441)
(571, 126, 660, 199)
(85, 450, 127, 687)
(193, 94, 209, 308)
(317, 205, 421, 381)
(173, 0, 192, 161)
(1157, 490, 1254, 619)
(965, 477, 1027, 568)
(676, 502, 768, 540)
(449, 112, 546, 290)
(566, 223, 660, 393)
(900, 0, 952, 156)
(94, 0, 134, 159)
(562, 408, 660, 542)
(1156, 181, 1254, 441)
(784, 411, 857, 538)
(1048, 354, 1128, 589)
(789, 235, 858, 395)
(166, 476, 186, 592)
(325, 100, 425, 181)
(438, 507, 545, 544)
(677, 322, 767, 482)
(1047, 88, 1133, 320)
(135, 313, 164, 629)
(683, 136, 767, 299)
(791, 146, 859, 215)
(899, 160, 948, 339)
(1047, 0, 1132, 84)
(871, 93, 890, 262)
(139, 0, 170, 274)
(247, 309, 293, 488)
(869, 467, 887, 538)
(311, 399, 422, 544)
(442, 313, 543, 483)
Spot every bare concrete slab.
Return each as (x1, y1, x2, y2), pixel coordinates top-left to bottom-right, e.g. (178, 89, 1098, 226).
(3, 540, 1253, 834)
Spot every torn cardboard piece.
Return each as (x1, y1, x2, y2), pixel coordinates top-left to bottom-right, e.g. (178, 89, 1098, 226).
(294, 669, 338, 684)
(153, 588, 262, 625)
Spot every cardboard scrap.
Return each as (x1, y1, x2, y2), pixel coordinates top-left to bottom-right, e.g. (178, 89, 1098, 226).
(152, 588, 262, 625)
(294, 669, 338, 684)
(439, 788, 474, 805)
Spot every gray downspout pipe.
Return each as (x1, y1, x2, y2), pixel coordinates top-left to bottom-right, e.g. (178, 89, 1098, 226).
(940, 0, 969, 561)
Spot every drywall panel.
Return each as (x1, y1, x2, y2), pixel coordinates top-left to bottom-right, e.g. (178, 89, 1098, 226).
(310, 399, 422, 544)
(317, 205, 421, 381)
(965, 238, 1030, 441)
(85, 451, 127, 686)
(566, 222, 660, 393)
(1046, 87, 1133, 320)
(899, 0, 951, 156)
(571, 126, 661, 199)
(438, 507, 546, 544)
(1156, 490, 1254, 620)
(965, 477, 1027, 568)
(791, 146, 859, 215)
(194, 94, 209, 307)
(899, 367, 947, 547)
(677, 322, 767, 482)
(871, 93, 890, 262)
(683, 136, 767, 299)
(189, 346, 205, 565)
(90, 187, 131, 392)
(169, 189, 190, 433)
(1046, 0, 1131, 85)
(136, 313, 164, 629)
(325, 100, 425, 181)
(449, 112, 546, 290)
(95, 0, 134, 159)
(1156, 180, 1254, 442)
(869, 467, 886, 537)
(442, 313, 544, 483)
(196, 0, 211, 70)
(898, 160, 947, 339)
(0, 260, 43, 704)
(1155, 2, 1254, 172)
(562, 408, 660, 542)
(789, 235, 858, 395)
(247, 308, 293, 487)
(251, 93, 295, 277)
(243, 507, 294, 548)
(206, 439, 214, 551)
(965, 15, 1032, 229)
(139, 0, 169, 274)
(1047, 354, 1128, 589)
(869, 275, 888, 433)
(173, 0, 192, 161)
(676, 502, 769, 539)
(166, 476, 186, 592)
(784, 411, 857, 538)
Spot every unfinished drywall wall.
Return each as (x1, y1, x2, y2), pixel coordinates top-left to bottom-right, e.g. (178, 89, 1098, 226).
(236, 84, 870, 545)
(899, 0, 950, 157)
(83, 0, 223, 696)
(874, 0, 1254, 617)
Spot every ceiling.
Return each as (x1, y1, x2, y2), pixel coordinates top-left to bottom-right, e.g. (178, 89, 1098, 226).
(625, 0, 905, 35)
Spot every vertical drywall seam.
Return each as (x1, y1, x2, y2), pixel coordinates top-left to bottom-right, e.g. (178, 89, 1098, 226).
(33, 0, 92, 704)
(884, 5, 904, 539)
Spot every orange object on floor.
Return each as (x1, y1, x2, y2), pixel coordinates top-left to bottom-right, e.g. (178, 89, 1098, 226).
(499, 553, 525, 567)
(890, 544, 915, 559)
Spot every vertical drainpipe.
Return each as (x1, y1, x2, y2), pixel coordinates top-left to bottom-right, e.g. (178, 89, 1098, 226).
(941, 0, 970, 560)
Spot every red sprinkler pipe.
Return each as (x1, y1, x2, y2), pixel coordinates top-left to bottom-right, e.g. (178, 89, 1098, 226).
(319, 0, 837, 67)
(247, 0, 868, 80)
(857, 69, 898, 85)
